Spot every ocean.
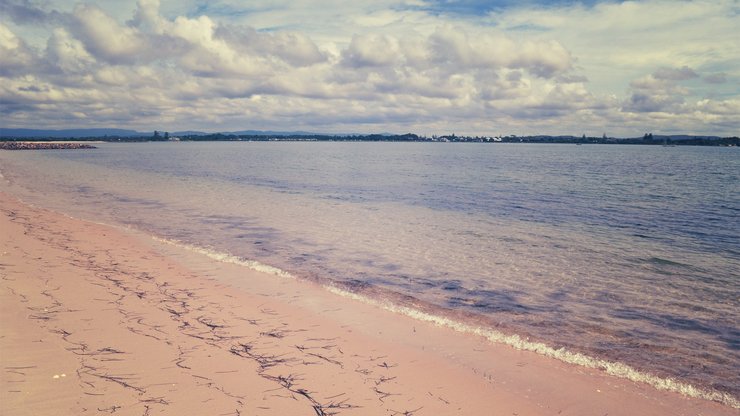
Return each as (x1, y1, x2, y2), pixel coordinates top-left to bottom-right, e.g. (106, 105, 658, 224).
(1, 142, 737, 404)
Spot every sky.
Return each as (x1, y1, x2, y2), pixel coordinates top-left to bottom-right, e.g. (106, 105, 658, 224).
(1, 0, 738, 136)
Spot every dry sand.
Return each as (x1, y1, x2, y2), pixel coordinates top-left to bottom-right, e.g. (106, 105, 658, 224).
(0, 191, 733, 415)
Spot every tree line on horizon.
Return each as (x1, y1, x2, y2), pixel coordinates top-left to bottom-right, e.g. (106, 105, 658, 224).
(1, 131, 738, 146)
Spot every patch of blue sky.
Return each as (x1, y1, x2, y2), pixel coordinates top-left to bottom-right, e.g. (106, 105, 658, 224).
(255, 25, 300, 33)
(187, 1, 269, 20)
(411, 0, 613, 15)
(506, 23, 552, 31)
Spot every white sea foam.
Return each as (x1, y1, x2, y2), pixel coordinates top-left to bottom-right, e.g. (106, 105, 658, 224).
(326, 285, 739, 409)
(152, 236, 296, 279)
(152, 235, 738, 409)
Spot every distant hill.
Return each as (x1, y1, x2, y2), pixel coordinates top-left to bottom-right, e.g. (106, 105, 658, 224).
(0, 128, 148, 138)
(653, 135, 721, 141)
(172, 131, 208, 136)
(225, 130, 320, 136)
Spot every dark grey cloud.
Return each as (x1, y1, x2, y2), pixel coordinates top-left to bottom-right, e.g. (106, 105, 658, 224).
(652, 66, 698, 81)
(0, 0, 67, 25)
(16, 84, 46, 92)
(703, 73, 727, 84)
(624, 91, 685, 113)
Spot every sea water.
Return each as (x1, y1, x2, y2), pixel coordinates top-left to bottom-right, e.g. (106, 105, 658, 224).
(1, 142, 737, 404)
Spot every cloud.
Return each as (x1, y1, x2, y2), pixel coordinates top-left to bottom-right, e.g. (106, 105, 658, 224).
(339, 26, 573, 83)
(653, 66, 698, 81)
(425, 26, 573, 77)
(0, 0, 66, 25)
(625, 91, 685, 114)
(45, 28, 95, 74)
(0, 23, 39, 76)
(166, 14, 255, 77)
(696, 98, 740, 116)
(343, 34, 401, 67)
(70, 3, 147, 64)
(129, 0, 162, 31)
(510, 39, 572, 78)
(0, 0, 738, 136)
(215, 25, 327, 67)
(703, 73, 727, 84)
(624, 72, 691, 113)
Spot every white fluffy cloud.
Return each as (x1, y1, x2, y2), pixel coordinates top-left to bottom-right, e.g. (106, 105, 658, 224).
(71, 3, 148, 64)
(0, 23, 38, 76)
(0, 0, 738, 136)
(46, 27, 95, 73)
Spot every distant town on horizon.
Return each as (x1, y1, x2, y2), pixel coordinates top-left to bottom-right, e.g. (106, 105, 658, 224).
(1, 128, 738, 147)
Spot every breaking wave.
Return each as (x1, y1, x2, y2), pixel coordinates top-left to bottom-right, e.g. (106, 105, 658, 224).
(152, 236, 296, 279)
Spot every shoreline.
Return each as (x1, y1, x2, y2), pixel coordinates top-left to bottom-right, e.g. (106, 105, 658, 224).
(153, 235, 739, 408)
(0, 191, 735, 415)
(0, 142, 98, 150)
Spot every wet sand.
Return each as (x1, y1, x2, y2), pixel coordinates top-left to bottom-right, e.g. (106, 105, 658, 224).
(0, 191, 733, 415)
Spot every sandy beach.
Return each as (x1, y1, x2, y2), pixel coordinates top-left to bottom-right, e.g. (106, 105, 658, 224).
(0, 190, 734, 416)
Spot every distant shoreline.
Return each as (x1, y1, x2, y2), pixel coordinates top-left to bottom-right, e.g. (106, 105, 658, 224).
(0, 141, 98, 150)
(1, 135, 738, 146)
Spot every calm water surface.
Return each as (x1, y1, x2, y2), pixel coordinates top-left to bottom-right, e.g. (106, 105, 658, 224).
(1, 142, 738, 398)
